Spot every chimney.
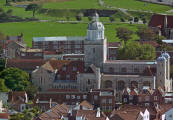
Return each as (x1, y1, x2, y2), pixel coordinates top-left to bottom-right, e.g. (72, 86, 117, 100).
(49, 98, 52, 108)
(164, 15, 168, 29)
(96, 107, 100, 117)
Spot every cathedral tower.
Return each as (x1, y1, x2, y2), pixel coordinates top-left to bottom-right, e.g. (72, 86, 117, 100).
(84, 13, 107, 68)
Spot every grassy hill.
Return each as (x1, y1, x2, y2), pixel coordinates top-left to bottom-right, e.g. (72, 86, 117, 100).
(102, 0, 172, 13)
(0, 22, 144, 47)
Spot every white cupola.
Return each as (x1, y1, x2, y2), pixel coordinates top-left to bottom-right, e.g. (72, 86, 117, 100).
(87, 13, 105, 40)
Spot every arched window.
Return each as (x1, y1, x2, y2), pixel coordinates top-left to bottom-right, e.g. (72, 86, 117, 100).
(118, 81, 125, 90)
(104, 80, 113, 88)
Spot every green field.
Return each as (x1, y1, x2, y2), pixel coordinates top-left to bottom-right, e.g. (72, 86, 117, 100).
(102, 0, 172, 13)
(42, 0, 102, 9)
(0, 22, 144, 47)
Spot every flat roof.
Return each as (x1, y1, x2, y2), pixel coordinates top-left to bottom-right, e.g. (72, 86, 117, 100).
(33, 36, 85, 42)
(105, 60, 156, 65)
(162, 40, 173, 44)
(20, 48, 42, 52)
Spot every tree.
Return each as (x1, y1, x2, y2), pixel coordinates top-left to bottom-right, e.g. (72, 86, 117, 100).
(6, 9, 13, 17)
(134, 17, 139, 23)
(142, 18, 147, 24)
(25, 4, 40, 17)
(117, 42, 156, 60)
(0, 67, 30, 91)
(109, 16, 115, 23)
(25, 84, 38, 100)
(116, 27, 133, 46)
(0, 59, 6, 72)
(0, 79, 9, 92)
(88, 16, 92, 21)
(136, 26, 157, 41)
(75, 12, 83, 21)
(120, 17, 125, 22)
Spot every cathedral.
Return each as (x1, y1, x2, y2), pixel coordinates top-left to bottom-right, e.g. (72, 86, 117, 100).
(32, 13, 172, 98)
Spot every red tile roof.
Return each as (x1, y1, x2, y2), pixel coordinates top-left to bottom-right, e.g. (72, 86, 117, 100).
(37, 103, 69, 120)
(149, 14, 173, 28)
(6, 59, 46, 71)
(139, 41, 159, 48)
(0, 113, 9, 119)
(79, 100, 94, 110)
(108, 42, 121, 47)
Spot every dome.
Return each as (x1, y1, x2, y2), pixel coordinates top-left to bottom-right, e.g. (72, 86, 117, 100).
(157, 56, 166, 61)
(87, 12, 104, 30)
(162, 52, 170, 59)
(87, 21, 104, 30)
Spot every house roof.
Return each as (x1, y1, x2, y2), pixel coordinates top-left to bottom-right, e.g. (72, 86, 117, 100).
(33, 36, 85, 42)
(41, 59, 84, 72)
(79, 100, 94, 110)
(110, 105, 156, 120)
(149, 14, 173, 28)
(139, 41, 159, 48)
(6, 59, 46, 71)
(75, 110, 107, 120)
(37, 103, 70, 120)
(108, 42, 121, 48)
(0, 113, 9, 119)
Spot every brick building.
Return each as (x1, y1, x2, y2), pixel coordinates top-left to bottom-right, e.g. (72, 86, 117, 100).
(34, 89, 115, 111)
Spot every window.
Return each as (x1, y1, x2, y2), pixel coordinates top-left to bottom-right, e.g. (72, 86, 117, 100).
(109, 106, 112, 110)
(121, 67, 127, 73)
(88, 79, 91, 85)
(93, 48, 95, 53)
(108, 99, 112, 104)
(102, 99, 106, 104)
(109, 67, 114, 73)
(124, 98, 127, 102)
(102, 106, 106, 110)
(73, 67, 77, 71)
(129, 96, 133, 100)
(83, 95, 87, 99)
(154, 96, 158, 101)
(94, 95, 98, 100)
(57, 74, 61, 80)
(21, 53, 26, 56)
(62, 66, 66, 71)
(134, 68, 139, 73)
(145, 96, 150, 101)
(72, 95, 75, 99)
(77, 96, 80, 99)
(66, 95, 70, 99)
(66, 74, 70, 80)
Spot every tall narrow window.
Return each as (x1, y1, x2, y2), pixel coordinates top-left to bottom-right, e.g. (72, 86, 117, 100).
(93, 48, 95, 53)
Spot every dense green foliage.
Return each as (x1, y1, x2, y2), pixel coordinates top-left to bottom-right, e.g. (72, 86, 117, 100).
(0, 59, 6, 72)
(0, 67, 30, 91)
(0, 79, 9, 92)
(117, 42, 156, 60)
(136, 26, 157, 41)
(116, 27, 133, 46)
(25, 4, 41, 17)
(11, 107, 41, 120)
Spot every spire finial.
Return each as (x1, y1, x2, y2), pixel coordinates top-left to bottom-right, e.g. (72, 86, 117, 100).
(93, 12, 99, 22)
